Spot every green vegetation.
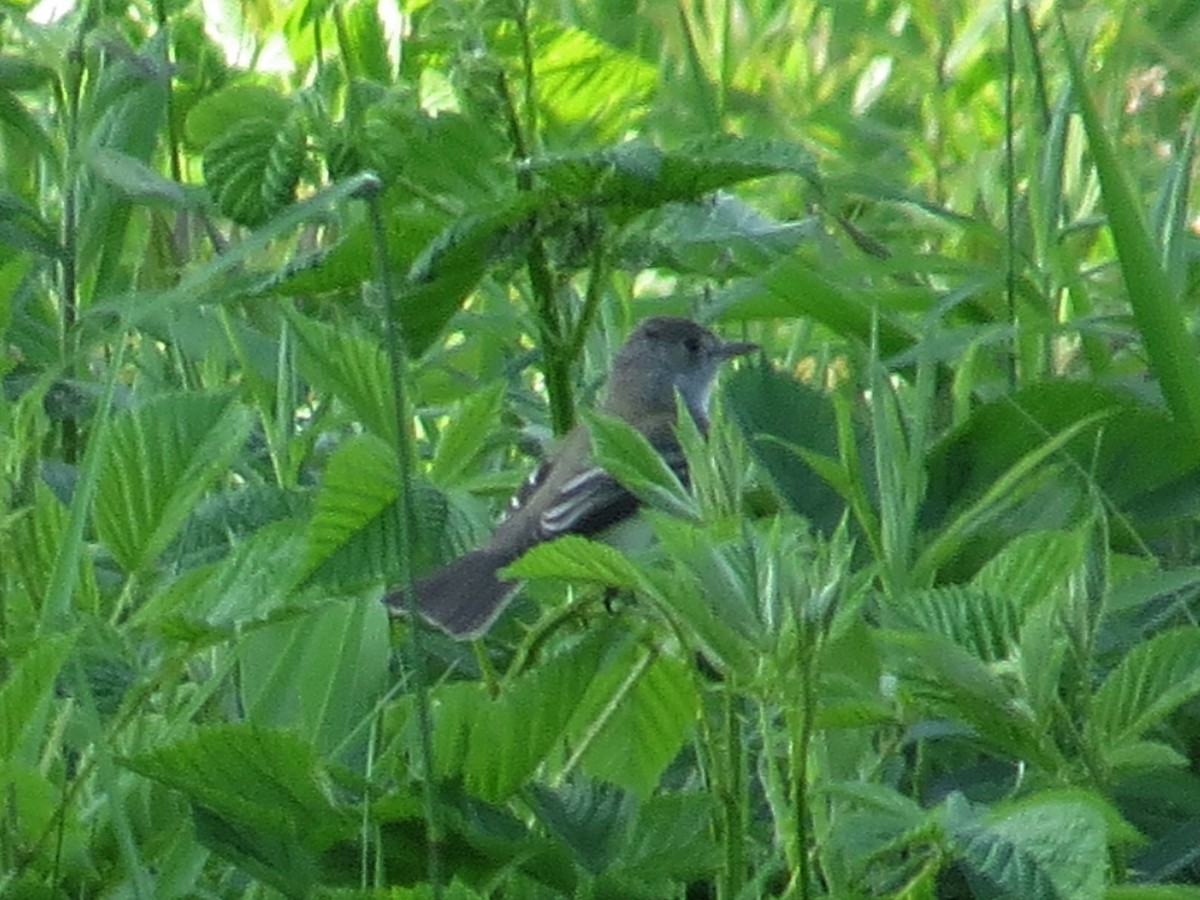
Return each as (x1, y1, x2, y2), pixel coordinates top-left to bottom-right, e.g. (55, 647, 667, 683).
(3, 0, 1200, 897)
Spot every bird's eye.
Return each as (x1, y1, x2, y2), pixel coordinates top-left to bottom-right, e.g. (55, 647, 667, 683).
(684, 336, 702, 354)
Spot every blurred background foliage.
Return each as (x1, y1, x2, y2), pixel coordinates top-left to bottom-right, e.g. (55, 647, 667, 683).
(3, 0, 1200, 897)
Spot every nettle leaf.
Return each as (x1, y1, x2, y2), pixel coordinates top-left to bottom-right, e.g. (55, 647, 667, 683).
(886, 585, 1023, 664)
(450, 629, 610, 802)
(93, 393, 254, 575)
(121, 724, 353, 896)
(302, 433, 446, 591)
(289, 310, 395, 445)
(525, 21, 657, 142)
(943, 793, 1107, 900)
(568, 645, 701, 799)
(583, 410, 698, 522)
(526, 135, 816, 216)
(1090, 627, 1200, 751)
(505, 535, 647, 590)
(396, 194, 543, 355)
(203, 113, 308, 227)
(0, 631, 77, 765)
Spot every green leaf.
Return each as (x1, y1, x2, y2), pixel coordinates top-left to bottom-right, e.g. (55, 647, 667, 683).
(289, 311, 396, 446)
(457, 629, 610, 802)
(886, 585, 1023, 664)
(505, 534, 647, 590)
(526, 22, 657, 142)
(528, 135, 817, 216)
(943, 792, 1106, 900)
(185, 83, 292, 148)
(302, 434, 446, 590)
(0, 632, 77, 765)
(203, 114, 307, 227)
(0, 191, 63, 258)
(583, 410, 698, 522)
(93, 393, 254, 574)
(84, 146, 192, 207)
(238, 598, 390, 756)
(122, 724, 352, 896)
(571, 648, 700, 799)
(881, 630, 1057, 768)
(725, 365, 864, 536)
(1060, 24, 1200, 442)
(1090, 627, 1200, 750)
(429, 381, 507, 487)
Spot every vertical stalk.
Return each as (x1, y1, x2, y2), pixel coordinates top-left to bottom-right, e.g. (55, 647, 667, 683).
(1003, 0, 1018, 390)
(498, 7, 575, 436)
(364, 182, 442, 899)
(719, 684, 747, 899)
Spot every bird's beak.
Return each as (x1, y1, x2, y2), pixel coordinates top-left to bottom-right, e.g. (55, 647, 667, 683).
(717, 339, 759, 360)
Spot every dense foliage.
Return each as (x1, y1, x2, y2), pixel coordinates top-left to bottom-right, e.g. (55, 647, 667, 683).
(3, 0, 1200, 897)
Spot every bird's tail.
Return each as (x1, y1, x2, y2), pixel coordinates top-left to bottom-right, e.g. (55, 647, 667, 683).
(382, 548, 518, 639)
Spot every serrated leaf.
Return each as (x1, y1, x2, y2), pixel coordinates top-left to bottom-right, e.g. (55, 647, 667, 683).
(429, 381, 507, 487)
(881, 630, 1056, 768)
(122, 724, 352, 896)
(302, 434, 438, 589)
(888, 585, 1023, 664)
(93, 393, 254, 574)
(583, 410, 698, 522)
(0, 632, 78, 765)
(1090, 627, 1200, 749)
(971, 530, 1087, 613)
(571, 648, 700, 799)
(289, 311, 396, 445)
(204, 116, 305, 227)
(459, 629, 610, 802)
(186, 84, 291, 148)
(505, 534, 647, 589)
(528, 135, 816, 216)
(943, 793, 1106, 900)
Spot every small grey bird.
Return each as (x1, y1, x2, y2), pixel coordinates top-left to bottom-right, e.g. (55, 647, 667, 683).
(383, 316, 757, 638)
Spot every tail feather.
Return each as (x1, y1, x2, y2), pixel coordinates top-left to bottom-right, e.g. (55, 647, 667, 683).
(383, 548, 518, 639)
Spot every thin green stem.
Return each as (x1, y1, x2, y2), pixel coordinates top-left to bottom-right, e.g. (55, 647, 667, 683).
(365, 184, 443, 899)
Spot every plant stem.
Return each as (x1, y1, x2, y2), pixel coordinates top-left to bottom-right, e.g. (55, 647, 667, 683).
(365, 184, 443, 899)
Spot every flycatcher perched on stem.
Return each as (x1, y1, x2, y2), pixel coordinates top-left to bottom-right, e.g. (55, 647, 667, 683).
(383, 316, 757, 638)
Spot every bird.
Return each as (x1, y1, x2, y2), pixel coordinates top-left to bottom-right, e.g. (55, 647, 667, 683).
(383, 316, 758, 638)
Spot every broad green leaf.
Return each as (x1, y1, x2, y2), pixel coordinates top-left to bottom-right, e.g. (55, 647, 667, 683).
(886, 585, 1023, 664)
(429, 381, 507, 487)
(302, 433, 446, 590)
(185, 83, 292, 148)
(203, 114, 307, 227)
(505, 534, 647, 590)
(527, 22, 657, 142)
(582, 410, 698, 522)
(724, 365, 860, 536)
(881, 630, 1057, 768)
(971, 529, 1087, 612)
(238, 597, 390, 757)
(0, 632, 77, 764)
(289, 311, 396, 446)
(570, 647, 700, 799)
(93, 393, 254, 574)
(1090, 627, 1200, 750)
(943, 792, 1106, 900)
(608, 793, 719, 888)
(122, 725, 352, 896)
(460, 629, 609, 802)
(525, 781, 637, 876)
